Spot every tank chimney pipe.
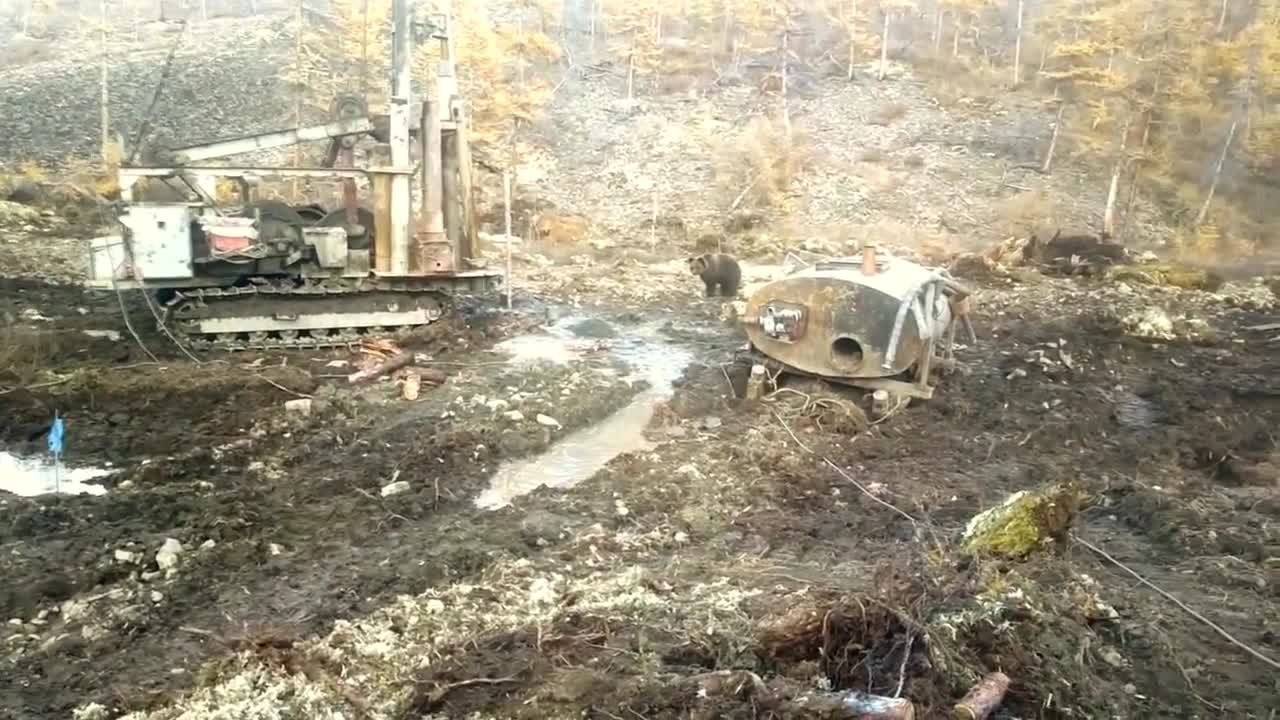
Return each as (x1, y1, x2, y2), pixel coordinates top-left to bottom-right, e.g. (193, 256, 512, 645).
(862, 243, 878, 276)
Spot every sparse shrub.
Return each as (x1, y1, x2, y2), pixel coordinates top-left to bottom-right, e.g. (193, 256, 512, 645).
(867, 101, 909, 126)
(17, 161, 48, 183)
(0, 323, 62, 387)
(851, 220, 957, 257)
(917, 59, 1005, 109)
(531, 213, 590, 245)
(713, 115, 813, 212)
(0, 37, 56, 68)
(851, 162, 900, 193)
(856, 146, 886, 163)
(993, 189, 1057, 239)
(1173, 219, 1260, 266)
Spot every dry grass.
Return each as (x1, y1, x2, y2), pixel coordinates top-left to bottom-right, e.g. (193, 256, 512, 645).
(867, 101, 909, 127)
(851, 162, 901, 193)
(916, 59, 1007, 110)
(713, 115, 813, 211)
(848, 220, 960, 260)
(992, 189, 1058, 239)
(0, 323, 63, 387)
(1, 143, 125, 206)
(0, 37, 58, 68)
(855, 146, 887, 164)
(1173, 221, 1262, 267)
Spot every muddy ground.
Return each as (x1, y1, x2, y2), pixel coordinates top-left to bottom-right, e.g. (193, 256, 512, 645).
(1, 234, 1279, 719)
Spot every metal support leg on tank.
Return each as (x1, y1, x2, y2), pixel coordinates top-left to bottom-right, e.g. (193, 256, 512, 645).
(915, 283, 938, 395)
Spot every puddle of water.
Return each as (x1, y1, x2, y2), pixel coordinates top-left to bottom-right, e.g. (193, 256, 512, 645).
(491, 334, 596, 366)
(476, 316, 693, 510)
(0, 452, 114, 497)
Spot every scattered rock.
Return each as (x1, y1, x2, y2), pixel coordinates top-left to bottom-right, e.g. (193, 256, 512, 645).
(1123, 308, 1175, 340)
(380, 480, 411, 497)
(675, 463, 702, 479)
(0, 199, 41, 223)
(284, 398, 313, 416)
(701, 416, 723, 430)
(536, 413, 562, 428)
(113, 549, 139, 564)
(503, 410, 526, 422)
(71, 703, 109, 720)
(149, 591, 164, 604)
(1100, 647, 1126, 668)
(155, 538, 184, 572)
(19, 307, 51, 322)
(200, 539, 217, 550)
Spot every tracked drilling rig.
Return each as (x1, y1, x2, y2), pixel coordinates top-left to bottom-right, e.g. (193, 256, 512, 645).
(87, 0, 501, 351)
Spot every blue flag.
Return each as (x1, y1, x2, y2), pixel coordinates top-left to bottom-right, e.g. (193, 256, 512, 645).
(48, 414, 64, 457)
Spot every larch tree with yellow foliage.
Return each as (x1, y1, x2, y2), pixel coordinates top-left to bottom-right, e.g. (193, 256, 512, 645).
(823, 0, 882, 80)
(877, 0, 918, 79)
(285, 0, 392, 120)
(602, 0, 664, 99)
(424, 0, 562, 173)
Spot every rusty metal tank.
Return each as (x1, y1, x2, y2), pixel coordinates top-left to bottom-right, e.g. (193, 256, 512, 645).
(741, 248, 960, 382)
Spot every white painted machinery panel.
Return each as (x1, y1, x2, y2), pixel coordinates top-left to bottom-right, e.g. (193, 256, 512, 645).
(88, 235, 127, 285)
(118, 204, 194, 279)
(303, 227, 349, 268)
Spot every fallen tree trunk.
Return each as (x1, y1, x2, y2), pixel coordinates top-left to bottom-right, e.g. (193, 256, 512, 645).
(348, 356, 447, 386)
(348, 353, 413, 384)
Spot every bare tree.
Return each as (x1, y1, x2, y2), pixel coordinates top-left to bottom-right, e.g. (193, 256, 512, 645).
(1012, 0, 1023, 85)
(100, 0, 110, 167)
(1102, 114, 1132, 237)
(1041, 100, 1065, 173)
(1196, 118, 1239, 227)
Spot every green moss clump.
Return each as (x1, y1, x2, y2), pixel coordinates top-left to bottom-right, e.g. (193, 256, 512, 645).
(1107, 264, 1225, 292)
(962, 486, 1082, 558)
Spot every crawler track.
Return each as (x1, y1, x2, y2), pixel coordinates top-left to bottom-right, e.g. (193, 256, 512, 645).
(162, 275, 500, 351)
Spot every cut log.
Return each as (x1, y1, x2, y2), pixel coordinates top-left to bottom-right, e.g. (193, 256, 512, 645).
(953, 672, 1010, 720)
(347, 353, 413, 384)
(745, 364, 767, 401)
(412, 367, 448, 385)
(401, 371, 421, 400)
